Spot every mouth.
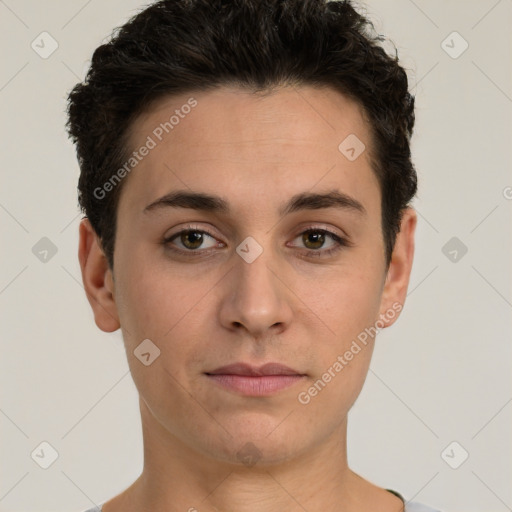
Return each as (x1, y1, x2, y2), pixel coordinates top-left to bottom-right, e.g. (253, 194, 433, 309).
(205, 362, 307, 396)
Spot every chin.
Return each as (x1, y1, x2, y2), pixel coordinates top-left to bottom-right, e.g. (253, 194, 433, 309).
(198, 415, 310, 468)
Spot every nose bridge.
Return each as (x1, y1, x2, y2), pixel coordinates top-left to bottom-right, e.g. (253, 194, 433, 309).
(220, 236, 292, 335)
(237, 243, 274, 292)
(235, 241, 279, 309)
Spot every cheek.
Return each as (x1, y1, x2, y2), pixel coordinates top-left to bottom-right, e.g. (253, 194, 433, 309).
(113, 262, 205, 397)
(113, 244, 222, 375)
(303, 264, 383, 340)
(116, 269, 199, 341)
(295, 272, 380, 416)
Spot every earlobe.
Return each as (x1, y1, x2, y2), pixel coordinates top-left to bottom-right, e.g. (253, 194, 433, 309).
(78, 218, 120, 332)
(378, 208, 417, 329)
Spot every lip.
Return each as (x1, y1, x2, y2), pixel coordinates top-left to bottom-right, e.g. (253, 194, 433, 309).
(207, 362, 302, 376)
(205, 363, 306, 397)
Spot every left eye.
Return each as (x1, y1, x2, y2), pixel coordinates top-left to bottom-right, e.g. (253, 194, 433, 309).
(291, 229, 343, 251)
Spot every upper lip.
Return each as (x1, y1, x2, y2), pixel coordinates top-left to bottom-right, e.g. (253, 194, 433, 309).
(206, 363, 303, 376)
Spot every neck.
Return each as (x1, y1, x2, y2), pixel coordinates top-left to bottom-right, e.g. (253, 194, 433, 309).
(103, 399, 402, 512)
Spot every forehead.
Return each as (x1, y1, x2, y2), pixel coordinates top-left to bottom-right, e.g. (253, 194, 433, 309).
(118, 84, 379, 219)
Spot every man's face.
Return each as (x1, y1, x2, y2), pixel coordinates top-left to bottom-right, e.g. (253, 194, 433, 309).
(83, 85, 415, 465)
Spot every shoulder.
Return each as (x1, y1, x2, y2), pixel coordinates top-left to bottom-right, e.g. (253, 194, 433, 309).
(405, 501, 443, 512)
(386, 489, 441, 512)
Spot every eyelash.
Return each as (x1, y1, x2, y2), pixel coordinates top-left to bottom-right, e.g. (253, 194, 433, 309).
(162, 224, 351, 259)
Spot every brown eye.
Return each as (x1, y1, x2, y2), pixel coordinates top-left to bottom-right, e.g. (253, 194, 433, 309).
(164, 228, 220, 253)
(302, 230, 326, 250)
(290, 227, 350, 259)
(179, 231, 204, 249)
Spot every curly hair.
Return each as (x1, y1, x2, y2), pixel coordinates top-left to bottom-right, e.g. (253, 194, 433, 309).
(66, 0, 417, 270)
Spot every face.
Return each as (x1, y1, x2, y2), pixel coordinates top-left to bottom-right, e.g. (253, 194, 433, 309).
(79, 85, 416, 466)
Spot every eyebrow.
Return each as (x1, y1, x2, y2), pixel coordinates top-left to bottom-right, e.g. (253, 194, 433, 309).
(143, 189, 366, 217)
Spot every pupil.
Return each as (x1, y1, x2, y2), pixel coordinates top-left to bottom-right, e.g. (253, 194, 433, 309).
(183, 231, 203, 249)
(304, 231, 324, 249)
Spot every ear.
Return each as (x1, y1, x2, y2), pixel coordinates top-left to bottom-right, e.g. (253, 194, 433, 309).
(78, 218, 120, 332)
(377, 207, 417, 328)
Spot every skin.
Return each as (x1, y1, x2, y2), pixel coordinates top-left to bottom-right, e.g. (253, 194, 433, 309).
(79, 84, 416, 512)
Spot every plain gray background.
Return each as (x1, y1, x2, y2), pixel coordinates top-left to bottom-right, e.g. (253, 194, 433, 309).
(0, 1, 511, 511)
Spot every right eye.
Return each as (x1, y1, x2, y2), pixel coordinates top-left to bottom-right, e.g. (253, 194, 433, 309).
(163, 226, 223, 255)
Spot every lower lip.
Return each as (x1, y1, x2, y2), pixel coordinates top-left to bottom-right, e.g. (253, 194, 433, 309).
(206, 374, 305, 396)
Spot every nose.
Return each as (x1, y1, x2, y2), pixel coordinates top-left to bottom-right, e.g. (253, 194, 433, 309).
(218, 247, 293, 339)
